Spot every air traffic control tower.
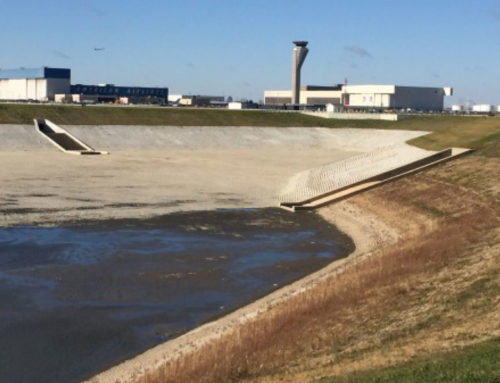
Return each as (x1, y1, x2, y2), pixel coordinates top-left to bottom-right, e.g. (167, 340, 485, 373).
(291, 41, 309, 105)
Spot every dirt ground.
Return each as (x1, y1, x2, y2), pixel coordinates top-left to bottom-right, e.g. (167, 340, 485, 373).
(0, 147, 356, 226)
(0, 125, 428, 227)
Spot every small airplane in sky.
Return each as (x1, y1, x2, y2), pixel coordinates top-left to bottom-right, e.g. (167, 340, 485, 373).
(94, 47, 105, 51)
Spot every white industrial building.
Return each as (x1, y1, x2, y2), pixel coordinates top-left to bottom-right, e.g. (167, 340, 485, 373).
(168, 94, 225, 107)
(472, 104, 494, 113)
(0, 67, 70, 101)
(264, 84, 453, 111)
(264, 85, 342, 106)
(228, 101, 257, 110)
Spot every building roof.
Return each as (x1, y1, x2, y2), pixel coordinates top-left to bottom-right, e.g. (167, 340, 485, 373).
(293, 41, 308, 47)
(301, 85, 342, 91)
(0, 67, 70, 80)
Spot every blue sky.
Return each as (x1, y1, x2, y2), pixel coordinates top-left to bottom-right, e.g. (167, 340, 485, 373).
(1, 0, 499, 105)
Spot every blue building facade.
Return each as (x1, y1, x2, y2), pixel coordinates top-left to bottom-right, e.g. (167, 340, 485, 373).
(71, 84, 168, 102)
(0, 67, 70, 80)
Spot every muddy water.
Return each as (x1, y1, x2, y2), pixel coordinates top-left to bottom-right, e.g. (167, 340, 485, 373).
(0, 208, 354, 383)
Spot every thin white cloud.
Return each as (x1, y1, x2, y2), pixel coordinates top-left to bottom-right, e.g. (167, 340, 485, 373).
(52, 50, 71, 60)
(81, 3, 105, 16)
(344, 45, 372, 58)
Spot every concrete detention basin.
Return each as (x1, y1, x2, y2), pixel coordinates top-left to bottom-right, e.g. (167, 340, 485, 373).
(0, 208, 353, 383)
(0, 124, 435, 382)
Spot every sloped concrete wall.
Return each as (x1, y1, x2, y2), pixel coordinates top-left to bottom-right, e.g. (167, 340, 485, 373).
(0, 125, 53, 150)
(0, 125, 428, 152)
(62, 126, 427, 151)
(279, 143, 435, 203)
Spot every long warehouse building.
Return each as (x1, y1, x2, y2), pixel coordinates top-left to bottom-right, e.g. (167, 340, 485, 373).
(0, 67, 168, 104)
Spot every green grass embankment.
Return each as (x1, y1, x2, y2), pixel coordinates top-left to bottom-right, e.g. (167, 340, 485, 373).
(407, 116, 500, 153)
(317, 337, 500, 383)
(2, 103, 498, 134)
(0, 104, 387, 127)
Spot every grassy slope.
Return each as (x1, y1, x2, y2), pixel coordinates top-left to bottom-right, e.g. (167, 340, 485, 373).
(0, 103, 493, 130)
(317, 337, 500, 383)
(306, 117, 500, 383)
(0, 104, 387, 127)
(407, 116, 500, 153)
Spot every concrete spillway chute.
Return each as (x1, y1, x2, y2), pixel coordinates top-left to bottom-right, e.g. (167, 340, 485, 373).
(292, 41, 309, 105)
(34, 119, 108, 155)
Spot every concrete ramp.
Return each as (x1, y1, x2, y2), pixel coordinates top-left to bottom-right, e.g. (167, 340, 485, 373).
(34, 119, 108, 155)
(280, 147, 473, 212)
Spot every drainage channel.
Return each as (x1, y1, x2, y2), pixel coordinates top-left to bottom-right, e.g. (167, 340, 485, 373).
(34, 119, 108, 155)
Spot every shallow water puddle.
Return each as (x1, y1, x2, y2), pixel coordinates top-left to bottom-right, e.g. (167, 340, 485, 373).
(0, 208, 353, 383)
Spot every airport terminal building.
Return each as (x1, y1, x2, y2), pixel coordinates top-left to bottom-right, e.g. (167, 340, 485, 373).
(264, 84, 453, 111)
(70, 84, 168, 104)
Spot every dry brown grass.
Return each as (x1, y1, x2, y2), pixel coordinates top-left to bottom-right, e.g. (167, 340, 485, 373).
(132, 153, 500, 383)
